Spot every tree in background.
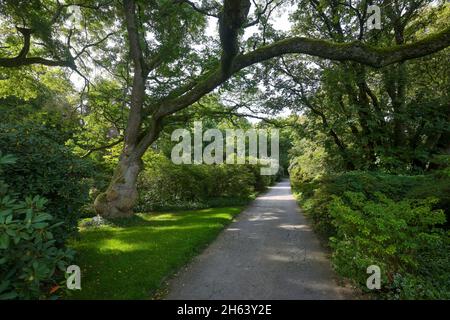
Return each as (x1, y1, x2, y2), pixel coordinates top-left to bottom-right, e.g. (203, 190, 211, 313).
(258, 1, 449, 173)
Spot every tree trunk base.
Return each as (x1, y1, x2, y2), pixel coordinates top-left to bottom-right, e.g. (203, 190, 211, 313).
(94, 188, 137, 218)
(94, 156, 142, 219)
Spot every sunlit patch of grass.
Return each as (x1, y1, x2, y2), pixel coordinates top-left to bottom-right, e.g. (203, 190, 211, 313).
(67, 207, 242, 299)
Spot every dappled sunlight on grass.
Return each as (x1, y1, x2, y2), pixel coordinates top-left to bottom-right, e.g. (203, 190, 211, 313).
(67, 207, 242, 299)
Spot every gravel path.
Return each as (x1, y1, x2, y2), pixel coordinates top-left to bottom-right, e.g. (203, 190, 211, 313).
(165, 180, 353, 300)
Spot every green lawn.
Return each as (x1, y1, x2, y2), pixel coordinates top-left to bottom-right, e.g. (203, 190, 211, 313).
(68, 207, 242, 299)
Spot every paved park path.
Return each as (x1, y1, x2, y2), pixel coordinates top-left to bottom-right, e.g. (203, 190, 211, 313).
(165, 180, 353, 300)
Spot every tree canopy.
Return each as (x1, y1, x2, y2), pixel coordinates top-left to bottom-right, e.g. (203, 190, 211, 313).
(1, 0, 449, 218)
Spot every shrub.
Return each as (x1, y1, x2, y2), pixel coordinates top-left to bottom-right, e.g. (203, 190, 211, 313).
(292, 171, 450, 239)
(136, 151, 275, 212)
(328, 191, 449, 299)
(0, 123, 93, 241)
(0, 196, 75, 299)
(386, 231, 450, 299)
(291, 170, 450, 299)
(0, 153, 74, 299)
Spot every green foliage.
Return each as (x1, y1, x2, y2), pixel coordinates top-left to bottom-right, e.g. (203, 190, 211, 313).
(0, 195, 75, 300)
(136, 151, 276, 211)
(386, 231, 450, 299)
(0, 153, 74, 300)
(291, 169, 450, 299)
(293, 171, 450, 238)
(328, 192, 449, 299)
(285, 16, 450, 292)
(0, 0, 447, 301)
(289, 140, 334, 186)
(0, 123, 93, 240)
(278, 4, 450, 174)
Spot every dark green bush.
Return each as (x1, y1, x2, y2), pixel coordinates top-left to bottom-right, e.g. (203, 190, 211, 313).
(291, 170, 450, 299)
(0, 124, 93, 241)
(293, 171, 450, 238)
(0, 153, 74, 299)
(136, 151, 276, 212)
(0, 195, 75, 299)
(328, 192, 449, 299)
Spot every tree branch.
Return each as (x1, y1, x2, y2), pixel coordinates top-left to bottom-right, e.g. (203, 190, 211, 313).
(244, 0, 275, 28)
(0, 27, 76, 68)
(174, 0, 220, 17)
(81, 137, 124, 158)
(236, 27, 450, 70)
(155, 25, 450, 119)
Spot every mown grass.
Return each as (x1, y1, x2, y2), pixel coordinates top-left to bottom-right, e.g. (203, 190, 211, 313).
(67, 207, 242, 299)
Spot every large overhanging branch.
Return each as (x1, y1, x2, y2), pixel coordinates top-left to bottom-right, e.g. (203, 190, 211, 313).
(1, 0, 116, 70)
(154, 25, 450, 120)
(236, 27, 450, 69)
(0, 55, 75, 68)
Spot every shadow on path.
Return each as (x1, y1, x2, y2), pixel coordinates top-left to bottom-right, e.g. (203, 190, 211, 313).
(165, 180, 354, 300)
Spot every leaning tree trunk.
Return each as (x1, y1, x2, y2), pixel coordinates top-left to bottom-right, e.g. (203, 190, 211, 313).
(94, 0, 149, 218)
(93, 0, 148, 219)
(94, 153, 143, 218)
